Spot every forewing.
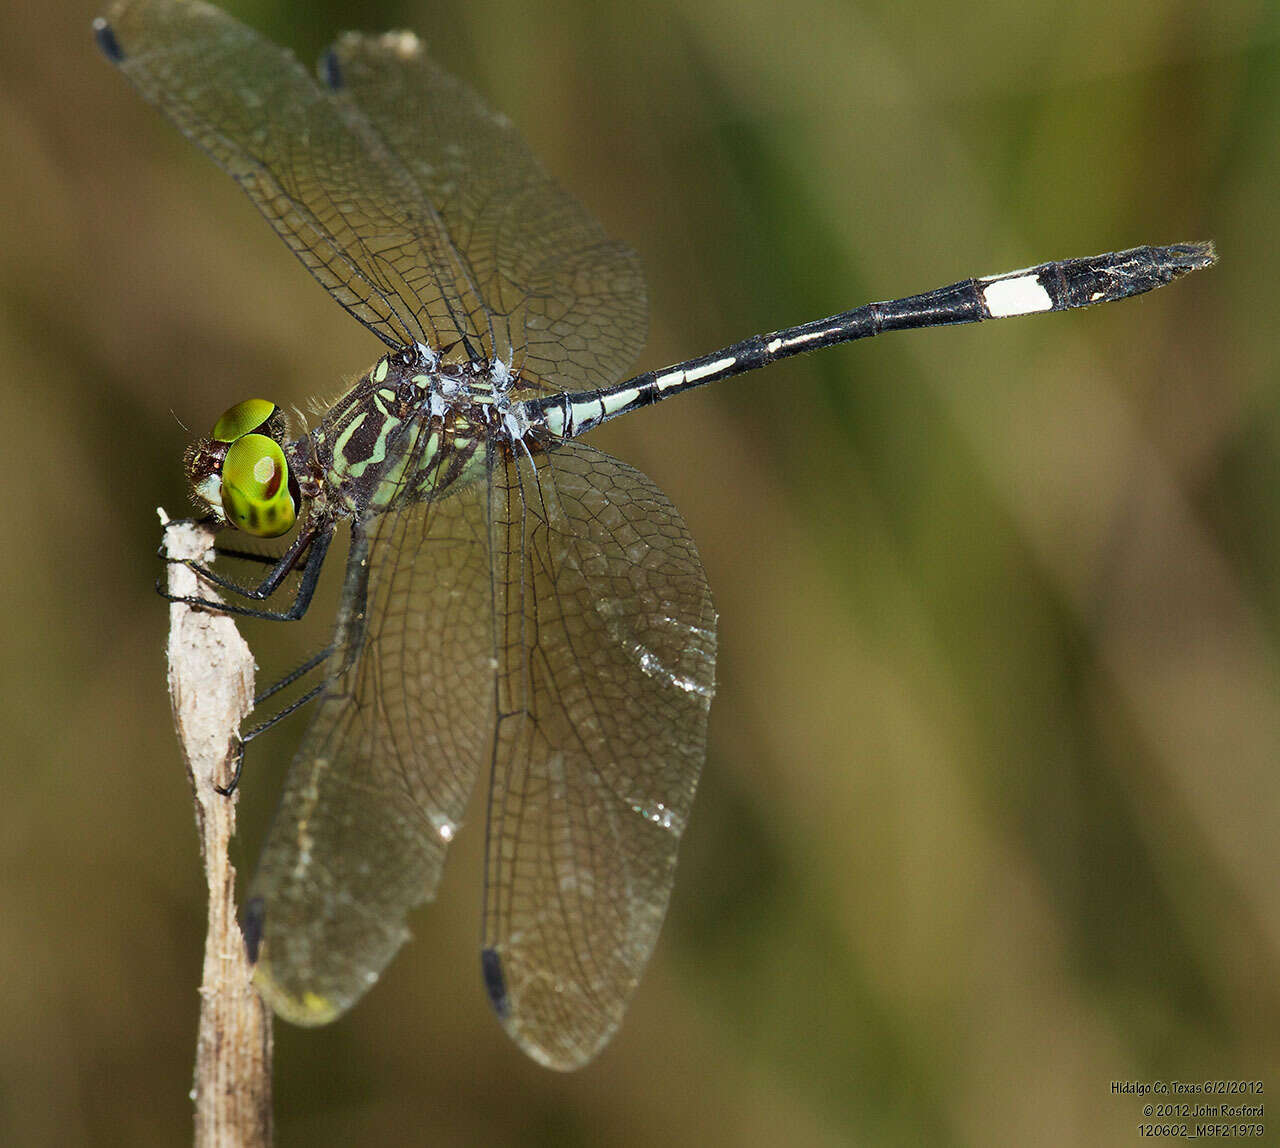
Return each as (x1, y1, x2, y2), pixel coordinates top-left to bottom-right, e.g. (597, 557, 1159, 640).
(101, 0, 494, 355)
(481, 444, 716, 1069)
(247, 448, 493, 1024)
(329, 34, 648, 398)
(98, 0, 646, 387)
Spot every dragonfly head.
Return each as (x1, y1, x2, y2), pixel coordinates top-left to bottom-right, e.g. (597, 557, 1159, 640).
(185, 399, 299, 538)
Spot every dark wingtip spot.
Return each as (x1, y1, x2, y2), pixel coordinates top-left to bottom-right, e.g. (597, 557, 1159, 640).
(319, 47, 343, 90)
(242, 897, 266, 963)
(93, 18, 125, 63)
(481, 948, 509, 1018)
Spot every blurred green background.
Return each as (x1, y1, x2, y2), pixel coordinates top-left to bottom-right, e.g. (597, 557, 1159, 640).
(2, 0, 1276, 1144)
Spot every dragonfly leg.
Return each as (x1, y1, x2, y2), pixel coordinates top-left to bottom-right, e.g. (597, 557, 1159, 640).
(215, 741, 248, 798)
(159, 525, 333, 621)
(214, 645, 336, 796)
(170, 521, 321, 598)
(255, 646, 333, 704)
(207, 541, 314, 567)
(213, 546, 371, 796)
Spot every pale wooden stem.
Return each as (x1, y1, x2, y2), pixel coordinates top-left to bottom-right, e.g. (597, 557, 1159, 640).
(161, 510, 273, 1148)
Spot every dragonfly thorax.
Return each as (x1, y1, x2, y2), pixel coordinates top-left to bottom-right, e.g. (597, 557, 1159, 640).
(312, 347, 537, 519)
(362, 345, 528, 423)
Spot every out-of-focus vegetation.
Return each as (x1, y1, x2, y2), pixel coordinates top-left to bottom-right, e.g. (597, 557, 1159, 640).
(1, 1, 1274, 1144)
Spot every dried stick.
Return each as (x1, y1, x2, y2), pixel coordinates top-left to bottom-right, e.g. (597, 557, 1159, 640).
(161, 510, 273, 1147)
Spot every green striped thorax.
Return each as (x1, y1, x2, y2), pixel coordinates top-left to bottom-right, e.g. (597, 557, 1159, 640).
(185, 398, 299, 538)
(308, 347, 539, 516)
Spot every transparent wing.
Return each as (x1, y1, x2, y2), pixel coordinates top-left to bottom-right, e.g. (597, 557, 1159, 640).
(99, 0, 647, 390)
(481, 443, 717, 1069)
(329, 33, 648, 398)
(246, 433, 493, 1024)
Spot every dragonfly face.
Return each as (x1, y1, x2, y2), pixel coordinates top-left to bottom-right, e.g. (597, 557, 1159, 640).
(186, 399, 298, 537)
(100, 0, 1212, 1073)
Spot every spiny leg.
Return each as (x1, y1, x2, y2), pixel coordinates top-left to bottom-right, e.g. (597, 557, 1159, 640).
(160, 523, 334, 621)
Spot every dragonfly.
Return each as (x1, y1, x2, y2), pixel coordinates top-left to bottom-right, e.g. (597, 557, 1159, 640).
(95, 0, 1215, 1070)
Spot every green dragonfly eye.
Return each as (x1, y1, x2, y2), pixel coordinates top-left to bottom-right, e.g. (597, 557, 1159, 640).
(220, 431, 297, 538)
(212, 398, 279, 443)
